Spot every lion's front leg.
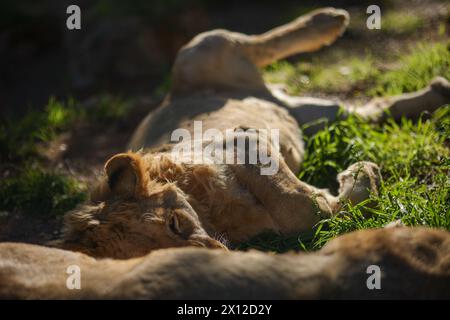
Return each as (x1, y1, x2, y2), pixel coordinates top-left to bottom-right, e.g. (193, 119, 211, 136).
(224, 126, 335, 234)
(230, 147, 381, 234)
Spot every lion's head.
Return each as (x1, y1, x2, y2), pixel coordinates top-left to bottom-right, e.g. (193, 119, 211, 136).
(61, 152, 226, 259)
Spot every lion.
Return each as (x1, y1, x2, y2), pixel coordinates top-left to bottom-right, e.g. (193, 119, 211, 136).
(2, 227, 449, 299)
(59, 8, 450, 258)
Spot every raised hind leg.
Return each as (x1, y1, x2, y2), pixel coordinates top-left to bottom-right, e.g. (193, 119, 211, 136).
(170, 8, 349, 95)
(272, 77, 450, 135)
(353, 77, 450, 121)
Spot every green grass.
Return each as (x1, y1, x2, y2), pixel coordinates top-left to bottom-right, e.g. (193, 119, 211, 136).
(0, 95, 131, 162)
(306, 107, 450, 249)
(238, 105, 450, 253)
(0, 97, 77, 162)
(0, 165, 87, 217)
(380, 11, 424, 35)
(0, 95, 130, 216)
(82, 95, 132, 123)
(370, 42, 450, 96)
(264, 55, 379, 96)
(263, 42, 450, 98)
(299, 111, 449, 189)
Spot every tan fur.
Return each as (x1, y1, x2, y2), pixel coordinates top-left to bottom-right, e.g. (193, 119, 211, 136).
(2, 227, 449, 299)
(60, 8, 449, 258)
(61, 149, 380, 258)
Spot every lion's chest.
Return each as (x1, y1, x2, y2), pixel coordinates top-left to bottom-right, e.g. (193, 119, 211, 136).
(181, 166, 277, 243)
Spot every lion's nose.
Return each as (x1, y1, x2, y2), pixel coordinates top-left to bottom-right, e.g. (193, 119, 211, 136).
(189, 236, 228, 250)
(206, 239, 228, 250)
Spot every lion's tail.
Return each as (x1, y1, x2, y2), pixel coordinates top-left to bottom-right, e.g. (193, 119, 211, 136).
(241, 8, 349, 67)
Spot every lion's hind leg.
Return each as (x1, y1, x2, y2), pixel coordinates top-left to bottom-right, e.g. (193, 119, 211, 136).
(354, 77, 450, 121)
(171, 8, 349, 95)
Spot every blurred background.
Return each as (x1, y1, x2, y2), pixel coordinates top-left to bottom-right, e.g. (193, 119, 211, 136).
(1, 0, 448, 116)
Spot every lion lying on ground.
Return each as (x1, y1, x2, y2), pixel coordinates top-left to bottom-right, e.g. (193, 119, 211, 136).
(2, 227, 449, 299)
(59, 8, 450, 258)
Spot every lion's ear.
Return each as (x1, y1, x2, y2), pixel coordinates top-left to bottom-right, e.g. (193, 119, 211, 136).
(103, 152, 148, 199)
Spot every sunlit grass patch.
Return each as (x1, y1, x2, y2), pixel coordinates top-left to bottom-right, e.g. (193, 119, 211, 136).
(0, 97, 78, 162)
(313, 169, 449, 248)
(303, 105, 450, 249)
(300, 113, 449, 189)
(0, 165, 87, 217)
(264, 42, 449, 98)
(380, 11, 424, 35)
(0, 95, 132, 162)
(370, 42, 450, 96)
(264, 55, 379, 96)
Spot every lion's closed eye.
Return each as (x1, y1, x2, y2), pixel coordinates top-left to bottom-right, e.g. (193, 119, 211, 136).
(168, 214, 181, 235)
(166, 210, 195, 240)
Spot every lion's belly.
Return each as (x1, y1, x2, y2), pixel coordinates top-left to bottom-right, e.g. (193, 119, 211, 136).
(128, 95, 305, 172)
